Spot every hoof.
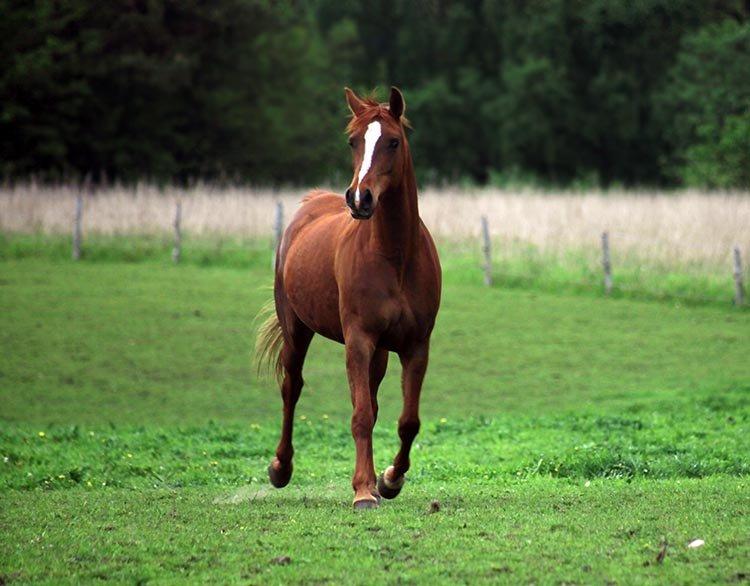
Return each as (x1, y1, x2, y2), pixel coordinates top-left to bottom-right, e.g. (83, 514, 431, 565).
(268, 461, 292, 488)
(377, 466, 405, 500)
(353, 497, 379, 511)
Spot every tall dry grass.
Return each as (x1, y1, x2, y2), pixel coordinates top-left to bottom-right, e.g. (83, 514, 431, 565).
(1, 182, 748, 270)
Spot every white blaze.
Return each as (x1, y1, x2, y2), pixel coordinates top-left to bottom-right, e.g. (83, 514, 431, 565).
(355, 121, 382, 205)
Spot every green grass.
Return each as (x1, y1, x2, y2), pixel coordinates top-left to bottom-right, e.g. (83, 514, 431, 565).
(1, 249, 749, 583)
(3, 480, 748, 584)
(3, 403, 748, 492)
(2, 258, 749, 426)
(0, 232, 273, 269)
(1, 232, 744, 306)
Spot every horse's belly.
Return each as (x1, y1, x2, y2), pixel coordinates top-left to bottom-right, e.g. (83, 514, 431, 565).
(293, 294, 343, 343)
(283, 239, 344, 343)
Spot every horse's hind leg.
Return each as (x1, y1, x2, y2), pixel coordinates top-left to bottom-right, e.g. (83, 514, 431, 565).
(268, 313, 313, 488)
(377, 341, 429, 500)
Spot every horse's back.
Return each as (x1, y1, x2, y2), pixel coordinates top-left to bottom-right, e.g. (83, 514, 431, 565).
(301, 189, 346, 214)
(279, 190, 345, 259)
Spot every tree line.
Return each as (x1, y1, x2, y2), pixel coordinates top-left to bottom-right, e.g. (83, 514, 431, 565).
(1, 0, 749, 188)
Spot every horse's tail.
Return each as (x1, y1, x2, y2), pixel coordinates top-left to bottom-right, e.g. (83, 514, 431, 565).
(254, 299, 284, 383)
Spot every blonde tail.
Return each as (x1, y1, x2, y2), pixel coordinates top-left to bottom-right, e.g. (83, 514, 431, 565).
(253, 299, 284, 382)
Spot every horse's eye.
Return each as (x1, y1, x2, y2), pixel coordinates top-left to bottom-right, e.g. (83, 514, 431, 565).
(348, 137, 355, 148)
(389, 138, 400, 149)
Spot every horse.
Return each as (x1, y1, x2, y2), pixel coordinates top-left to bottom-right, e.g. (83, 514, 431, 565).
(256, 86, 442, 509)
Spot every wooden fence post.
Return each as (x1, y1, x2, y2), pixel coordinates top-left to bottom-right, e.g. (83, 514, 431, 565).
(72, 195, 83, 261)
(273, 201, 284, 269)
(172, 201, 182, 264)
(481, 215, 492, 286)
(733, 245, 745, 306)
(602, 231, 613, 296)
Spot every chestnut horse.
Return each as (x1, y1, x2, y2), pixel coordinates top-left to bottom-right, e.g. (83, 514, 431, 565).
(256, 87, 441, 509)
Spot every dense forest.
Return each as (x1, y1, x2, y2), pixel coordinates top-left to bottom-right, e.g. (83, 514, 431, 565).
(1, 0, 749, 188)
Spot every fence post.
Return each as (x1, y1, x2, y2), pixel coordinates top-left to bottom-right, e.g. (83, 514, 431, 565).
(273, 201, 284, 269)
(601, 231, 613, 296)
(481, 215, 492, 286)
(172, 201, 182, 264)
(733, 245, 745, 306)
(72, 195, 83, 261)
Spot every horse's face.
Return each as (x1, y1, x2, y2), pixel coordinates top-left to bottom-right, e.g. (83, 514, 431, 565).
(344, 87, 407, 220)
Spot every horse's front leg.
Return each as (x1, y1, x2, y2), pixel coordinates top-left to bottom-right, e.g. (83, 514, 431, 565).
(377, 340, 429, 500)
(345, 329, 379, 509)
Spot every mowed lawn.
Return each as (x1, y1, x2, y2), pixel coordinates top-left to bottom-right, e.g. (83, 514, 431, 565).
(1, 257, 749, 584)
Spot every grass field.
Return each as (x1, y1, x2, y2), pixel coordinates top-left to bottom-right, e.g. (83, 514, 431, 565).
(1, 250, 749, 583)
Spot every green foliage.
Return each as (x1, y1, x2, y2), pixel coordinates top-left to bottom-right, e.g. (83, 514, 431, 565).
(0, 1, 347, 184)
(2, 1, 749, 186)
(657, 19, 750, 188)
(683, 112, 750, 188)
(494, 56, 577, 182)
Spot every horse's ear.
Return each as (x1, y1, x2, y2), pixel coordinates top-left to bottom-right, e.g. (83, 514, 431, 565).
(389, 86, 405, 121)
(345, 87, 366, 117)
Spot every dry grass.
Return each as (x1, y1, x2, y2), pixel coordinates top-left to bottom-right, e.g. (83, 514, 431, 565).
(1, 183, 748, 270)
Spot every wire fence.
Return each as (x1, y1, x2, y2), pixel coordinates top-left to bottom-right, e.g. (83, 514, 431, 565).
(1, 183, 748, 306)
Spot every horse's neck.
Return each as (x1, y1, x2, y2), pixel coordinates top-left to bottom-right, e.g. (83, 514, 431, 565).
(370, 157, 420, 267)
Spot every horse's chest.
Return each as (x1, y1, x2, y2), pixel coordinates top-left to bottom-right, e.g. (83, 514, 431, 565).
(382, 297, 424, 344)
(359, 284, 437, 350)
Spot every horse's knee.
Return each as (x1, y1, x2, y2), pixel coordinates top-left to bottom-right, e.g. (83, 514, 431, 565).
(351, 408, 375, 439)
(398, 417, 420, 442)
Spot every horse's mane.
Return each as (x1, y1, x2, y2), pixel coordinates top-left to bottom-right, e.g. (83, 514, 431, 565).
(346, 97, 412, 134)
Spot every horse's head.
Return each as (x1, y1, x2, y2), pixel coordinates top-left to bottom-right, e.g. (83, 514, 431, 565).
(344, 87, 409, 220)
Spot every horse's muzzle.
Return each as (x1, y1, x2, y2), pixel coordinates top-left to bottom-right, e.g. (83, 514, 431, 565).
(345, 187, 374, 220)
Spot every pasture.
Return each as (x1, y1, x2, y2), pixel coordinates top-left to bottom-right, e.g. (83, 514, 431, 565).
(4, 1, 749, 582)
(1, 240, 749, 583)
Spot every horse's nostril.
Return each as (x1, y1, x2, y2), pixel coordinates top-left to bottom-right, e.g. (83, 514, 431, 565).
(362, 189, 373, 208)
(345, 188, 354, 206)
